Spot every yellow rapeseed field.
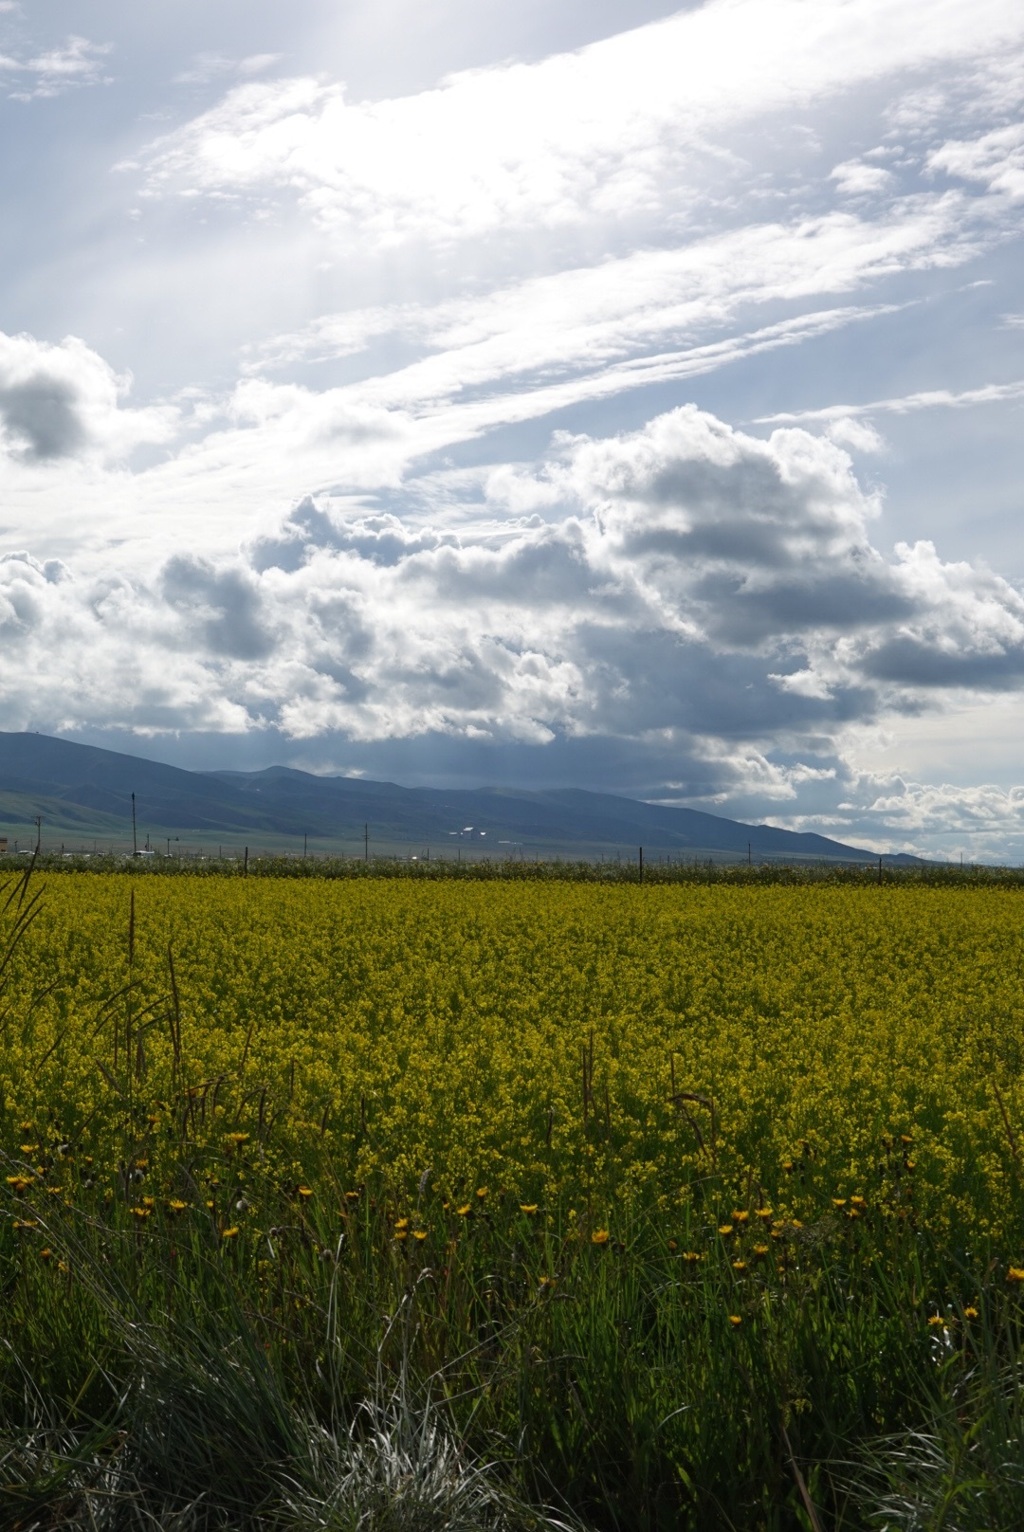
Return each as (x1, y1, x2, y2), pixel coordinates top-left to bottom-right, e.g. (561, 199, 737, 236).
(3, 874, 1023, 1244)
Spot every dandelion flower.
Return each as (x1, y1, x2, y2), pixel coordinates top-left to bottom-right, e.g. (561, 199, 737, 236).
(519, 1204, 539, 1215)
(718, 1224, 734, 1237)
(591, 1228, 610, 1245)
(728, 1314, 742, 1327)
(1007, 1266, 1024, 1283)
(221, 1226, 239, 1240)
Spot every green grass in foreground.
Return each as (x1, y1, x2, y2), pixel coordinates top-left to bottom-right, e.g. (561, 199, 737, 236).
(3, 862, 1024, 1529)
(4, 1162, 1024, 1532)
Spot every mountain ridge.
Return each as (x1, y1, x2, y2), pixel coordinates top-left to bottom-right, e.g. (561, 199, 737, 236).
(0, 732, 920, 863)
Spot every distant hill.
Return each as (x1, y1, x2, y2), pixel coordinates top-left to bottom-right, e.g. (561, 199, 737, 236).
(0, 731, 921, 863)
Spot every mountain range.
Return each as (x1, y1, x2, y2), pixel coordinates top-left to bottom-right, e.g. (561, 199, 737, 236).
(0, 732, 919, 863)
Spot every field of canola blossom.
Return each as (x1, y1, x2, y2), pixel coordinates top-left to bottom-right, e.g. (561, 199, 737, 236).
(4, 870, 1024, 1530)
(3, 874, 1024, 1243)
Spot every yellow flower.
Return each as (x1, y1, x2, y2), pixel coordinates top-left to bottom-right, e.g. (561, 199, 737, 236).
(476, 1186, 489, 1199)
(221, 1226, 239, 1239)
(728, 1314, 742, 1327)
(519, 1203, 539, 1215)
(39, 1247, 53, 1262)
(732, 1210, 749, 1223)
(755, 1207, 773, 1220)
(456, 1204, 472, 1216)
(682, 1251, 703, 1263)
(226, 1132, 250, 1146)
(832, 1198, 847, 1208)
(753, 1244, 769, 1257)
(850, 1195, 866, 1207)
(732, 1260, 747, 1272)
(297, 1186, 313, 1200)
(394, 1229, 408, 1241)
(412, 1229, 428, 1241)
(718, 1224, 734, 1237)
(129, 1206, 152, 1220)
(19, 1144, 39, 1154)
(964, 1306, 979, 1319)
(591, 1228, 610, 1245)
(394, 1217, 410, 1230)
(1007, 1266, 1024, 1283)
(928, 1315, 945, 1327)
(167, 1199, 188, 1214)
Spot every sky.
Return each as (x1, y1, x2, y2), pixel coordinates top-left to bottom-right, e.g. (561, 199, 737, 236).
(0, 0, 1023, 860)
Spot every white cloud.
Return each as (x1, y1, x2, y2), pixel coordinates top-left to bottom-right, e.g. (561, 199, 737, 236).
(5, 404, 1024, 763)
(824, 417, 886, 453)
(755, 378, 1024, 426)
(930, 122, 1024, 200)
(830, 160, 895, 197)
(132, 0, 1024, 248)
(0, 332, 178, 465)
(0, 338, 177, 468)
(0, 35, 111, 101)
(252, 200, 970, 390)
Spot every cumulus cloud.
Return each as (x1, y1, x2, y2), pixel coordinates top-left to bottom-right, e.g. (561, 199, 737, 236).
(0, 333, 178, 465)
(6, 403, 1024, 814)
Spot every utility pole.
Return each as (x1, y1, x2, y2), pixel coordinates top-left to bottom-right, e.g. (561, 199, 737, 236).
(639, 846, 644, 884)
(131, 793, 138, 856)
(748, 842, 751, 866)
(34, 816, 41, 854)
(364, 823, 369, 863)
(303, 832, 307, 860)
